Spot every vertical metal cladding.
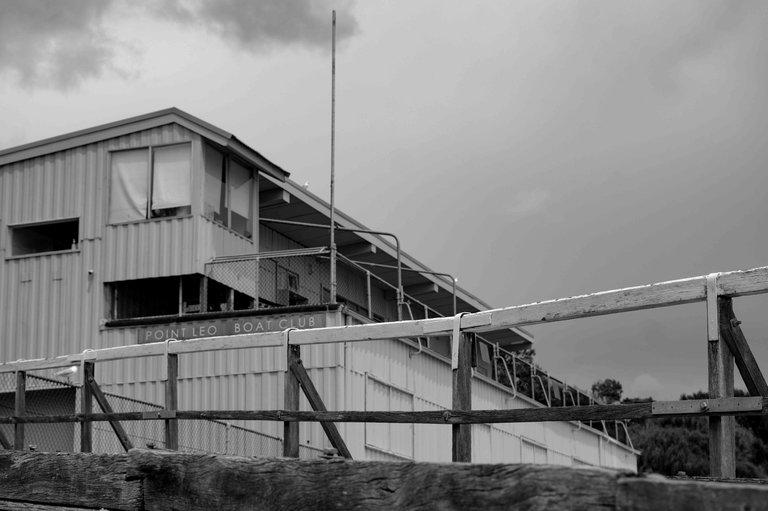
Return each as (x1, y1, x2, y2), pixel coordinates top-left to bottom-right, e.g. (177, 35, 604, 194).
(102, 124, 200, 281)
(0, 123, 200, 361)
(343, 338, 636, 467)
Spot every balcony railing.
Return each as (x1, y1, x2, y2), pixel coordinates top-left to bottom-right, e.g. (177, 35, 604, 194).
(204, 249, 633, 448)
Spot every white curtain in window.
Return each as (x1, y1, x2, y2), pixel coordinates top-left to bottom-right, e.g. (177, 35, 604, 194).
(109, 149, 148, 223)
(152, 144, 191, 210)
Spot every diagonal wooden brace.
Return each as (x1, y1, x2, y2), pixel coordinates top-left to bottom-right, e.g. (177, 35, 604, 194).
(86, 375, 134, 452)
(0, 425, 11, 449)
(719, 298, 768, 397)
(289, 358, 352, 459)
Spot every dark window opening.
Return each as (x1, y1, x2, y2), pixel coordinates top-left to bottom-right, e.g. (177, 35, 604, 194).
(276, 266, 306, 305)
(234, 290, 255, 310)
(11, 219, 79, 256)
(182, 275, 202, 313)
(110, 277, 180, 319)
(107, 275, 265, 320)
(320, 286, 331, 304)
(206, 279, 231, 312)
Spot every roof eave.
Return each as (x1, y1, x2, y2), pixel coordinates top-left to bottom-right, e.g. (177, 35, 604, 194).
(0, 107, 289, 180)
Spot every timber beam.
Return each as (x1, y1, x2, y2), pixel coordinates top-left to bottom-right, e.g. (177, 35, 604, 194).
(2, 397, 766, 426)
(122, 449, 768, 511)
(3, 450, 767, 511)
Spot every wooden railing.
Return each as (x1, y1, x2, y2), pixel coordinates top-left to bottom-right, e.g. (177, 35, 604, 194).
(2, 265, 768, 476)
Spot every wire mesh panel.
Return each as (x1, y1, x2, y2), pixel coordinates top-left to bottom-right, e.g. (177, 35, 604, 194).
(0, 372, 17, 448)
(226, 423, 282, 457)
(24, 375, 77, 453)
(204, 251, 400, 322)
(206, 252, 332, 311)
(177, 420, 284, 457)
(91, 392, 165, 453)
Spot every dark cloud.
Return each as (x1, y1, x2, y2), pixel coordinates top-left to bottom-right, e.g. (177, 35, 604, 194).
(0, 0, 119, 90)
(158, 0, 358, 52)
(0, 0, 358, 91)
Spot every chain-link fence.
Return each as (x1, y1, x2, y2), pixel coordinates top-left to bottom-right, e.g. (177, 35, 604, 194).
(205, 249, 399, 322)
(0, 372, 76, 452)
(0, 372, 327, 457)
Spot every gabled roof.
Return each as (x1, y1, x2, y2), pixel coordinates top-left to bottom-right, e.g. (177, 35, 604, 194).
(0, 107, 288, 180)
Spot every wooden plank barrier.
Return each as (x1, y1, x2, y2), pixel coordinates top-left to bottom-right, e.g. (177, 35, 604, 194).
(1, 450, 767, 510)
(0, 451, 141, 510)
(2, 265, 768, 477)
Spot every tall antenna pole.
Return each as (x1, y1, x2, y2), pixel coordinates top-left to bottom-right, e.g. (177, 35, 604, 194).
(329, 10, 338, 306)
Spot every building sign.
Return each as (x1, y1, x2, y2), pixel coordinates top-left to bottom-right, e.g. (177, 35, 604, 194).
(137, 312, 327, 344)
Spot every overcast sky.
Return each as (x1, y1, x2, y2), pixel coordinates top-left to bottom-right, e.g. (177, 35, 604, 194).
(2, 0, 767, 400)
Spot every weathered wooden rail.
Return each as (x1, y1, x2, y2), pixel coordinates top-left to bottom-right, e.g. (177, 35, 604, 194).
(2, 265, 768, 476)
(1, 396, 765, 425)
(0, 449, 767, 511)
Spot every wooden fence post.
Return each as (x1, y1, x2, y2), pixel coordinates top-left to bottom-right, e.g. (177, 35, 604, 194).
(708, 338, 735, 477)
(452, 332, 473, 462)
(81, 362, 94, 453)
(707, 276, 734, 477)
(14, 371, 26, 451)
(284, 344, 301, 458)
(165, 354, 179, 450)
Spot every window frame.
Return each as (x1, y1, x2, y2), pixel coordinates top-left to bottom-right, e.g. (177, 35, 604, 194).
(203, 143, 256, 240)
(7, 218, 81, 259)
(108, 142, 193, 225)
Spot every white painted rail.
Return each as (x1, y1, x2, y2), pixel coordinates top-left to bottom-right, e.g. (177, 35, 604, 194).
(2, 265, 767, 373)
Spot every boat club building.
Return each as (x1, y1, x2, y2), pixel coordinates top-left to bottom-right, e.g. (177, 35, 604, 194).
(0, 108, 637, 469)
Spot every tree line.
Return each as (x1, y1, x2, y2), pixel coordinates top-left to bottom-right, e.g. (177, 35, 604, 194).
(592, 378, 768, 478)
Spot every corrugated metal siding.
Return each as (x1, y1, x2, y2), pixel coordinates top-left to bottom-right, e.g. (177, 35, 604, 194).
(0, 244, 103, 361)
(259, 225, 304, 252)
(0, 123, 204, 361)
(344, 338, 637, 468)
(197, 217, 256, 265)
(103, 217, 198, 281)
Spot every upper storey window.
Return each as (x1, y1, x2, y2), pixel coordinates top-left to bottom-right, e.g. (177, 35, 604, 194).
(204, 144, 254, 239)
(109, 143, 192, 223)
(10, 218, 79, 256)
